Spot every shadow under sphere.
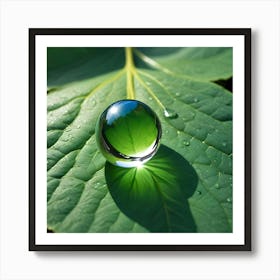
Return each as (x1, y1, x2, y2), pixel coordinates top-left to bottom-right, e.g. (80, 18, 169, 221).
(105, 145, 198, 232)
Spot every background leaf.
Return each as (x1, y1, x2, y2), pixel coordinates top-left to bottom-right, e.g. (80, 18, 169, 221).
(47, 47, 232, 233)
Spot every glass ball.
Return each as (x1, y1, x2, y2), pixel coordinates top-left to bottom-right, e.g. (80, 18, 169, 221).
(96, 100, 162, 168)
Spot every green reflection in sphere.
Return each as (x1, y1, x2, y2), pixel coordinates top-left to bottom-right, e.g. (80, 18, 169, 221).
(96, 100, 162, 168)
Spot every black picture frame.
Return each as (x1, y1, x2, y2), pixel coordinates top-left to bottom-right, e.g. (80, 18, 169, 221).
(29, 28, 251, 251)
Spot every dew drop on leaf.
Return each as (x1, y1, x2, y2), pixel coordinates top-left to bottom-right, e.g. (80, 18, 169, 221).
(163, 108, 178, 119)
(96, 100, 162, 168)
(94, 182, 101, 189)
(183, 140, 190, 146)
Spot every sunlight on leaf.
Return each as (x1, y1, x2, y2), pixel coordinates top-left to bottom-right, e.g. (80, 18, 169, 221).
(105, 145, 198, 232)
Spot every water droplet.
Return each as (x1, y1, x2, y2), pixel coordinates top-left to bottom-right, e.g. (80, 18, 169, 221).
(226, 197, 232, 203)
(183, 140, 190, 146)
(194, 98, 198, 103)
(196, 191, 202, 195)
(77, 125, 81, 129)
(165, 130, 169, 134)
(175, 92, 181, 97)
(92, 100, 96, 106)
(164, 108, 178, 119)
(146, 81, 151, 86)
(177, 130, 181, 135)
(148, 97, 153, 101)
(96, 100, 162, 168)
(214, 183, 220, 189)
(222, 142, 227, 147)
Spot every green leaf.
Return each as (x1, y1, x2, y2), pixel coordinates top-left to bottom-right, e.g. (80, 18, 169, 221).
(47, 47, 232, 233)
(135, 47, 233, 81)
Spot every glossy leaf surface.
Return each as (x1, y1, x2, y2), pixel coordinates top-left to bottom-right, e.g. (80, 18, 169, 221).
(47, 47, 232, 233)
